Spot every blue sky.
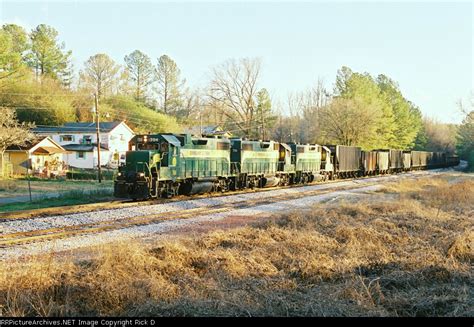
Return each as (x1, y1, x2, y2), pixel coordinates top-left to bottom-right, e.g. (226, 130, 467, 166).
(0, 1, 472, 123)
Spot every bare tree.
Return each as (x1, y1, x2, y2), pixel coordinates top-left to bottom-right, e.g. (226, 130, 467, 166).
(80, 53, 120, 99)
(299, 79, 331, 143)
(422, 117, 458, 153)
(286, 92, 303, 142)
(179, 88, 203, 120)
(0, 107, 36, 177)
(208, 58, 261, 137)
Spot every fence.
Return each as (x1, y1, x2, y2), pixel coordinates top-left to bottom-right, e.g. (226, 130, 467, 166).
(1, 163, 13, 178)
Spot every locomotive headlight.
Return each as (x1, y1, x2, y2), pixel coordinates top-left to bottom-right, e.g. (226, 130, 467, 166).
(138, 172, 145, 177)
(117, 172, 122, 177)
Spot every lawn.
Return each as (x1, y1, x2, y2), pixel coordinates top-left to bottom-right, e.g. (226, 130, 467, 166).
(0, 178, 114, 212)
(1, 175, 472, 316)
(0, 178, 113, 198)
(0, 188, 114, 212)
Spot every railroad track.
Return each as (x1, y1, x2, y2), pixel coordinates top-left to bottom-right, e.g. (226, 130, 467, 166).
(0, 170, 423, 221)
(0, 181, 377, 248)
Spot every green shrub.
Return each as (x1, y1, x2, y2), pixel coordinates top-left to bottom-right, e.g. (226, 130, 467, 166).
(1, 75, 77, 125)
(66, 169, 115, 180)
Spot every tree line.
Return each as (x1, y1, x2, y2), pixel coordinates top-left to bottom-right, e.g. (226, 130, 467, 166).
(1, 23, 472, 167)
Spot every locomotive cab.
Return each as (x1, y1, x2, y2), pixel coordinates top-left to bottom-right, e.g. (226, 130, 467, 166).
(320, 146, 334, 179)
(114, 134, 181, 199)
(279, 143, 293, 172)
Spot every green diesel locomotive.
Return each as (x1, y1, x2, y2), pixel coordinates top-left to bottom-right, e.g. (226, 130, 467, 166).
(114, 133, 325, 199)
(115, 134, 231, 199)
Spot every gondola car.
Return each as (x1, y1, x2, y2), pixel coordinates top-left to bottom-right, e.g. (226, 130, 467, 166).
(402, 151, 411, 171)
(411, 151, 429, 170)
(376, 150, 390, 174)
(362, 151, 377, 176)
(389, 149, 404, 173)
(326, 145, 362, 178)
(428, 152, 447, 169)
(447, 155, 460, 167)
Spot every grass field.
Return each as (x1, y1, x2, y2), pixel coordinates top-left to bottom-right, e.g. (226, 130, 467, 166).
(0, 179, 113, 198)
(0, 175, 472, 316)
(0, 188, 114, 212)
(0, 178, 114, 212)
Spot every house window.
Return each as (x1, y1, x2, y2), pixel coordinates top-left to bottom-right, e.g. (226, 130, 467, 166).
(120, 134, 125, 141)
(82, 135, 92, 144)
(61, 135, 74, 142)
(76, 152, 86, 159)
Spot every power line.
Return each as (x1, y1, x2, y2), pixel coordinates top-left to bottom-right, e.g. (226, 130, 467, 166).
(0, 105, 94, 111)
(0, 92, 87, 98)
(1, 104, 268, 134)
(0, 105, 162, 125)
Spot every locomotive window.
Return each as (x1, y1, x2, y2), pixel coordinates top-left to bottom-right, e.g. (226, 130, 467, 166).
(242, 144, 253, 151)
(274, 143, 279, 150)
(192, 139, 208, 145)
(297, 147, 305, 153)
(137, 143, 159, 150)
(217, 142, 230, 150)
(160, 143, 169, 152)
(260, 143, 270, 148)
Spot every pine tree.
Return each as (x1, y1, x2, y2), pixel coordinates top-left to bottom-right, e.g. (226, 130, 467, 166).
(28, 24, 72, 85)
(155, 55, 185, 115)
(124, 50, 155, 103)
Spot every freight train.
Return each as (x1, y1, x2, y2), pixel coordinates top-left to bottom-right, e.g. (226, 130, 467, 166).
(114, 133, 460, 200)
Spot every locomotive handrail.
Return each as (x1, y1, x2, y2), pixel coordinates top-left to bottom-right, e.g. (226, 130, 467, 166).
(144, 162, 152, 179)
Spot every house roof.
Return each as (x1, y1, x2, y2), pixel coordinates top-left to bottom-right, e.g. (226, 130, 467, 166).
(32, 146, 66, 155)
(63, 143, 109, 152)
(6, 137, 46, 151)
(33, 121, 130, 134)
(6, 137, 67, 154)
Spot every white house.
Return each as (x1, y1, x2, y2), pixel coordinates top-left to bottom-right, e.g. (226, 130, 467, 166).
(33, 121, 135, 169)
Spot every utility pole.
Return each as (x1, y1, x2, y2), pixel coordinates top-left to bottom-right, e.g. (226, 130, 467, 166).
(95, 93, 102, 183)
(260, 106, 266, 141)
(199, 108, 203, 137)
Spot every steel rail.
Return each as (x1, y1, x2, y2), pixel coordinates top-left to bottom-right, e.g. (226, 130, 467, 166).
(0, 182, 376, 248)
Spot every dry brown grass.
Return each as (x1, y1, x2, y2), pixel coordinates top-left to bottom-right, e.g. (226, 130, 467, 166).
(0, 177, 473, 317)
